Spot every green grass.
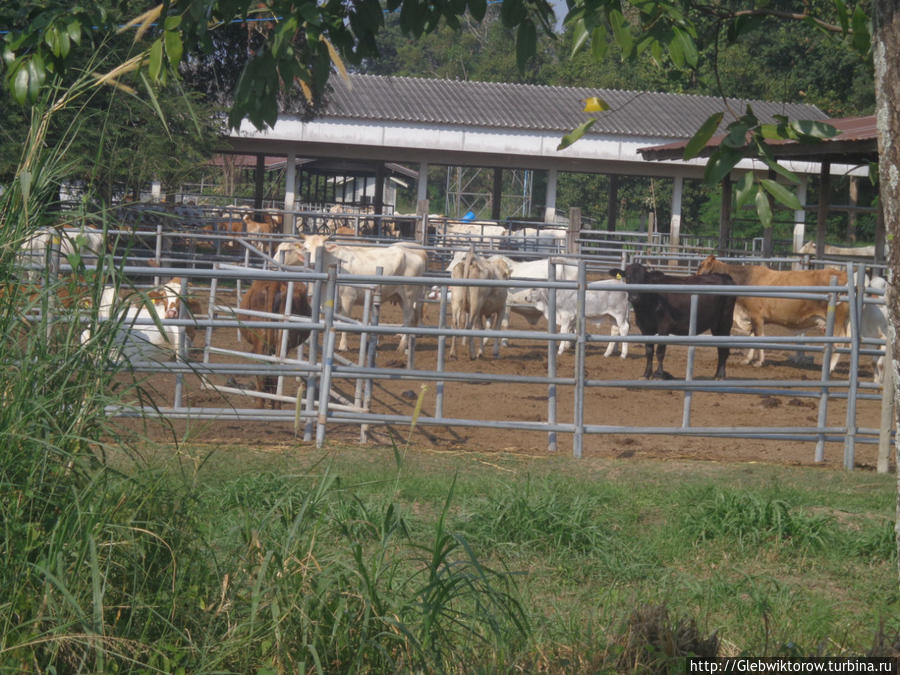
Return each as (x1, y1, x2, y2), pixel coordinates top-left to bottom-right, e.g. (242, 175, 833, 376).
(75, 440, 896, 672)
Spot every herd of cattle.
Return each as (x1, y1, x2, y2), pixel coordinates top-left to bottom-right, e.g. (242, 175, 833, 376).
(14, 222, 891, 409)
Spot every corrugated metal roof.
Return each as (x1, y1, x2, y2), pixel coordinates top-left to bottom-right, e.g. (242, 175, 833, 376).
(297, 73, 828, 140)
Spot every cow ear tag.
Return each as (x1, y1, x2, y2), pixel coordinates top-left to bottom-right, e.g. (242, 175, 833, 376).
(616, 273, 622, 280)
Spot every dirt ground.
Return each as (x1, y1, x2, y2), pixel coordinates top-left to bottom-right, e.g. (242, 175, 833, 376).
(121, 287, 892, 471)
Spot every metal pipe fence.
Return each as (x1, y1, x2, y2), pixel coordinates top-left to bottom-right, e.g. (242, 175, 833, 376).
(18, 225, 893, 471)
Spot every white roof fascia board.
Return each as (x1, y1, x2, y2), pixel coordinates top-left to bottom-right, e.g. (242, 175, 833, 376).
(233, 116, 854, 178)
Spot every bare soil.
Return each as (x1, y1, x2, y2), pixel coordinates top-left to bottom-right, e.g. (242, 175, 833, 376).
(119, 288, 891, 471)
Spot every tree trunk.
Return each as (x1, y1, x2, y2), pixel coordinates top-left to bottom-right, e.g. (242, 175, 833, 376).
(871, 0, 900, 585)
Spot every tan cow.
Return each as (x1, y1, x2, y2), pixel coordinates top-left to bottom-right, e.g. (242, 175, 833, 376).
(459, 249, 511, 359)
(275, 235, 427, 352)
(697, 255, 850, 372)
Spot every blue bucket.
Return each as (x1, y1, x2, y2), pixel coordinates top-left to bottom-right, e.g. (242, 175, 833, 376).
(461, 210, 476, 222)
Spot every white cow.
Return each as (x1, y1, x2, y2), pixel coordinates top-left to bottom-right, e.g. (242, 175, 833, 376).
(19, 224, 105, 280)
(797, 241, 876, 257)
(81, 279, 186, 363)
(499, 256, 580, 344)
(523, 279, 631, 357)
(861, 276, 889, 383)
(276, 235, 427, 352)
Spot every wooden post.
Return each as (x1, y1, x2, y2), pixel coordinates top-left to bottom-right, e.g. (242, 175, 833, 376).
(567, 208, 581, 254)
(607, 174, 619, 232)
(491, 168, 503, 220)
(254, 154, 265, 211)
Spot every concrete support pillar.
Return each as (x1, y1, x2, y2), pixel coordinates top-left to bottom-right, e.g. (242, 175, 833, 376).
(669, 175, 683, 248)
(816, 161, 831, 258)
(792, 175, 809, 253)
(417, 162, 429, 203)
(151, 180, 162, 203)
(284, 150, 296, 234)
(544, 168, 558, 223)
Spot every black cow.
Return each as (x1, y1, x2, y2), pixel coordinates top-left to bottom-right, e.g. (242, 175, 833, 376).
(609, 263, 736, 380)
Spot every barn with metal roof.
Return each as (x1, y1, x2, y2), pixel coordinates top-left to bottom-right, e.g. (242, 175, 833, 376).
(224, 73, 864, 244)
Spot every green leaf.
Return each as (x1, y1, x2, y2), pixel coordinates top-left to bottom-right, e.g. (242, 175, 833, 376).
(57, 26, 70, 58)
(66, 20, 82, 45)
(10, 62, 29, 104)
(148, 38, 163, 81)
(570, 20, 589, 56)
(140, 71, 170, 138)
(516, 20, 536, 71)
(735, 172, 755, 209)
(684, 112, 723, 160)
(45, 26, 61, 58)
(164, 29, 183, 65)
(668, 29, 684, 67)
(703, 147, 744, 185)
(834, 0, 849, 33)
(590, 25, 608, 61)
(789, 119, 839, 140)
(755, 185, 773, 228)
(759, 178, 802, 210)
(850, 6, 870, 54)
(671, 27, 698, 67)
(557, 119, 596, 150)
(164, 15, 182, 31)
(26, 55, 44, 100)
(609, 10, 633, 57)
(500, 0, 525, 28)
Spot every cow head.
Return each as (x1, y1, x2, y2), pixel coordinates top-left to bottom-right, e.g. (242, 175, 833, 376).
(148, 277, 183, 318)
(697, 255, 719, 275)
(609, 264, 648, 284)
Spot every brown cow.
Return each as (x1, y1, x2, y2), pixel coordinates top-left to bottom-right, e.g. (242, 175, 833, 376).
(239, 279, 312, 408)
(697, 255, 850, 372)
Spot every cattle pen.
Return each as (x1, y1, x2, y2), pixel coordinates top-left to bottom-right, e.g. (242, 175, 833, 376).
(24, 213, 895, 472)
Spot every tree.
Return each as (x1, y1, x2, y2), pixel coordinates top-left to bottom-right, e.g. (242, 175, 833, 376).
(2, 0, 898, 579)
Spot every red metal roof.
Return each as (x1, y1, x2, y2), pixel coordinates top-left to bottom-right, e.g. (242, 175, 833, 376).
(638, 114, 879, 164)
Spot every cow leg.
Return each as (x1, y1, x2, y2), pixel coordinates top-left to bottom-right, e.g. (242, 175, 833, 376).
(828, 319, 850, 374)
(618, 316, 630, 359)
(746, 318, 766, 367)
(652, 344, 671, 379)
(642, 343, 655, 379)
(558, 316, 575, 355)
(713, 347, 730, 380)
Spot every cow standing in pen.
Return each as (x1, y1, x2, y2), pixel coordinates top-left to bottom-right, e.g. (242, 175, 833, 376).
(239, 279, 312, 408)
(609, 263, 736, 380)
(697, 254, 850, 372)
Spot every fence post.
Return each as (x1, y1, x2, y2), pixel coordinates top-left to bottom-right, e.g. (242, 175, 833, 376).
(573, 260, 587, 458)
(681, 293, 699, 428)
(877, 332, 894, 473)
(843, 264, 863, 470)
(547, 262, 558, 452)
(814, 277, 839, 463)
(435, 284, 449, 420)
(304, 251, 325, 442)
(173, 277, 189, 409)
(360, 272, 383, 443)
(315, 264, 339, 449)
